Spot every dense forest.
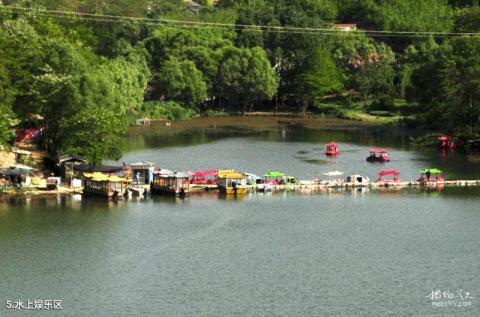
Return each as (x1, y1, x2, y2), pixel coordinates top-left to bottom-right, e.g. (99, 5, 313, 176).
(1, 0, 480, 162)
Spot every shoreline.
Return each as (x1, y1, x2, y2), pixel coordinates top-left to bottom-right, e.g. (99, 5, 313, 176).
(129, 114, 382, 135)
(0, 186, 82, 197)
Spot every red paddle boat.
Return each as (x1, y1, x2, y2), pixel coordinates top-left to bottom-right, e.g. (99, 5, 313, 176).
(438, 136, 455, 149)
(325, 142, 340, 156)
(376, 169, 400, 183)
(367, 148, 391, 162)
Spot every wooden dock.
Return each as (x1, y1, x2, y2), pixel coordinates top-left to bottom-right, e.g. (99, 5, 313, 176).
(188, 179, 480, 193)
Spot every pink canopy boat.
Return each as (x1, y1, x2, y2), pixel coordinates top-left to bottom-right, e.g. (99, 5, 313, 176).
(376, 169, 400, 183)
(190, 170, 218, 185)
(367, 148, 391, 162)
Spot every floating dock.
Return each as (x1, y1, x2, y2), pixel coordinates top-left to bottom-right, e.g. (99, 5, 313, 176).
(189, 179, 480, 192)
(2, 180, 479, 198)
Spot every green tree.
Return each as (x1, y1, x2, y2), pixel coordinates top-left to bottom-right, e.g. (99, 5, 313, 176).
(352, 43, 396, 101)
(216, 46, 278, 113)
(299, 48, 343, 114)
(454, 6, 480, 32)
(155, 58, 207, 106)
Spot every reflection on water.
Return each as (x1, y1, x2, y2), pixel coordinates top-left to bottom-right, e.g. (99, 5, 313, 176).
(125, 124, 418, 153)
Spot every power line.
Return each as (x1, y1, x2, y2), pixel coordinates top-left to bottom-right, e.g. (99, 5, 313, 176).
(1, 5, 480, 38)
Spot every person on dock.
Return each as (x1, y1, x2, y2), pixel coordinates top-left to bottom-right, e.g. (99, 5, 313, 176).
(426, 170, 431, 181)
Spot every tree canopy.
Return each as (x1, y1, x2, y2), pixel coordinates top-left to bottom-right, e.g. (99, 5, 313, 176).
(1, 0, 480, 157)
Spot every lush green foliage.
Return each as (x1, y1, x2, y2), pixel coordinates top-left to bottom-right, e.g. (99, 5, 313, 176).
(1, 0, 480, 158)
(141, 101, 197, 121)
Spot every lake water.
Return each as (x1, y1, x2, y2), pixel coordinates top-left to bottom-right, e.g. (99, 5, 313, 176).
(1, 119, 479, 316)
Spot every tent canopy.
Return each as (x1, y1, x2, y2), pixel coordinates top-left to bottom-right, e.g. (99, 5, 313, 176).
(420, 168, 442, 175)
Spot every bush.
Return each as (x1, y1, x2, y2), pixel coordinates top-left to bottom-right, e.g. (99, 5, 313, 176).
(140, 101, 197, 121)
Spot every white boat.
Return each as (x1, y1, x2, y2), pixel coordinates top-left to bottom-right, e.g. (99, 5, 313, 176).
(345, 175, 370, 186)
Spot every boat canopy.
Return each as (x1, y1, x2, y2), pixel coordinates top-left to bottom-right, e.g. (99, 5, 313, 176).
(420, 168, 442, 175)
(83, 172, 129, 182)
(192, 170, 217, 177)
(378, 169, 400, 176)
(438, 136, 451, 141)
(217, 169, 246, 179)
(369, 148, 388, 154)
(326, 142, 337, 147)
(264, 171, 285, 178)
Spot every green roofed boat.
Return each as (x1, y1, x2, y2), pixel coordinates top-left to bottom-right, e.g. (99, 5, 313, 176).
(263, 171, 285, 178)
(418, 168, 444, 183)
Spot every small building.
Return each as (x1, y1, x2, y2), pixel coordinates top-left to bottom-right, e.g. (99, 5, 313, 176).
(151, 170, 190, 196)
(217, 169, 247, 195)
(57, 154, 87, 186)
(83, 172, 130, 199)
(129, 162, 155, 185)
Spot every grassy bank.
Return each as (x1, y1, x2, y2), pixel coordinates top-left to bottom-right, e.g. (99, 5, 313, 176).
(132, 98, 419, 126)
(312, 99, 419, 125)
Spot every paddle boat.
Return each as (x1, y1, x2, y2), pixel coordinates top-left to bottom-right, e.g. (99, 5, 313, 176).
(438, 136, 455, 149)
(190, 170, 218, 185)
(217, 169, 247, 195)
(325, 142, 340, 156)
(418, 168, 444, 183)
(367, 148, 391, 162)
(345, 175, 370, 186)
(376, 169, 400, 183)
(258, 171, 285, 192)
(263, 171, 286, 185)
(151, 170, 190, 196)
